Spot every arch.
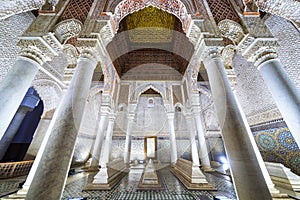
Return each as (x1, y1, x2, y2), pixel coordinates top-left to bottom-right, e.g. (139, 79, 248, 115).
(111, 0, 191, 33)
(136, 84, 165, 100)
(31, 79, 63, 114)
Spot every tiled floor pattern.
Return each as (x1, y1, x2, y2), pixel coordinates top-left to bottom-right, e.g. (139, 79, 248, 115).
(0, 166, 236, 199)
(0, 176, 25, 197)
(62, 167, 237, 200)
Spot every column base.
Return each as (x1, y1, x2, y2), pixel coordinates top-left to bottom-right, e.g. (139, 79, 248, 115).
(170, 158, 215, 190)
(201, 166, 215, 172)
(84, 158, 127, 190)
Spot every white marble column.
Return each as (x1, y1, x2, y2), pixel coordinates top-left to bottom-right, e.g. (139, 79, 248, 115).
(0, 57, 40, 140)
(203, 48, 272, 200)
(100, 114, 115, 167)
(185, 113, 200, 166)
(193, 110, 213, 171)
(257, 58, 300, 148)
(233, 91, 280, 194)
(0, 106, 32, 160)
(167, 112, 178, 165)
(89, 110, 109, 169)
(124, 114, 134, 164)
(25, 52, 98, 200)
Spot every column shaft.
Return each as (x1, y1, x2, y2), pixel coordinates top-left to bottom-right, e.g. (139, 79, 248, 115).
(233, 92, 279, 193)
(204, 52, 272, 200)
(124, 117, 133, 164)
(0, 107, 30, 160)
(186, 115, 200, 166)
(0, 57, 40, 140)
(25, 56, 97, 200)
(167, 113, 178, 164)
(258, 59, 300, 147)
(193, 113, 212, 170)
(101, 115, 115, 167)
(90, 112, 108, 169)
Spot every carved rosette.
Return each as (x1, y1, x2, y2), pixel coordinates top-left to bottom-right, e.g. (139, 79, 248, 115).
(54, 19, 83, 44)
(237, 36, 279, 67)
(18, 34, 61, 65)
(218, 19, 245, 45)
(111, 0, 191, 33)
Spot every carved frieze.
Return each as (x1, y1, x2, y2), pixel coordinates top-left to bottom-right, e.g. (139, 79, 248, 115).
(18, 34, 61, 65)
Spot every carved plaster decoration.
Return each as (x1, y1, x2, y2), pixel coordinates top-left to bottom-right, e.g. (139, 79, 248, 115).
(18, 33, 62, 65)
(221, 44, 236, 68)
(237, 36, 279, 67)
(247, 107, 282, 126)
(0, 0, 60, 20)
(99, 23, 115, 47)
(62, 44, 79, 85)
(218, 19, 245, 45)
(134, 83, 166, 101)
(111, 0, 192, 33)
(54, 19, 83, 44)
(32, 78, 63, 113)
(255, 0, 300, 24)
(187, 22, 203, 49)
(0, 0, 43, 20)
(62, 44, 78, 66)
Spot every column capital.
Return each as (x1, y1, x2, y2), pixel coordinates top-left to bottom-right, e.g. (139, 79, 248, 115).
(18, 33, 62, 65)
(77, 37, 103, 63)
(236, 36, 279, 67)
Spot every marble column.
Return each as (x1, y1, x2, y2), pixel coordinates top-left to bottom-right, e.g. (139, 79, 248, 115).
(203, 49, 272, 200)
(233, 91, 280, 194)
(25, 52, 98, 200)
(0, 56, 40, 141)
(257, 58, 300, 148)
(0, 106, 32, 160)
(193, 110, 213, 171)
(124, 114, 134, 164)
(167, 112, 178, 165)
(89, 110, 109, 169)
(185, 113, 200, 166)
(100, 114, 115, 167)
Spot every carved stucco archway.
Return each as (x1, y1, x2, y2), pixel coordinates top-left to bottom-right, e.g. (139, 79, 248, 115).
(110, 0, 192, 33)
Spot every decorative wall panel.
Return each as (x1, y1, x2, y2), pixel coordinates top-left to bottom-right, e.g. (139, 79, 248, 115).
(60, 0, 94, 23)
(206, 0, 240, 23)
(251, 120, 300, 175)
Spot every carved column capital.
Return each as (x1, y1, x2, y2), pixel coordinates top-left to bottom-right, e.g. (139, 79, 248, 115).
(237, 36, 279, 67)
(18, 34, 61, 65)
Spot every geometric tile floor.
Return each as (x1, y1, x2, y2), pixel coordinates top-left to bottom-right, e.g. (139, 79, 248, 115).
(62, 166, 237, 200)
(0, 165, 237, 199)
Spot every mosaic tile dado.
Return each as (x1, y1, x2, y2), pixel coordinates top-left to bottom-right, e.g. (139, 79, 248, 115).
(251, 121, 300, 175)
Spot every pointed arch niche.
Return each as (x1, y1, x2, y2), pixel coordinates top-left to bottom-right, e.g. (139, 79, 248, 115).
(111, 0, 192, 33)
